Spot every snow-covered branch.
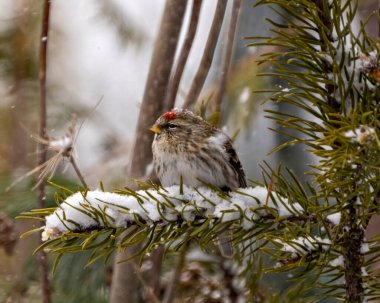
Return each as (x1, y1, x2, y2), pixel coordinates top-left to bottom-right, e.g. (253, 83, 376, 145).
(42, 186, 303, 241)
(24, 184, 348, 277)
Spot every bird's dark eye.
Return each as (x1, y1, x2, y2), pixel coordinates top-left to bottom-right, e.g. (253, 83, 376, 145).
(166, 123, 177, 129)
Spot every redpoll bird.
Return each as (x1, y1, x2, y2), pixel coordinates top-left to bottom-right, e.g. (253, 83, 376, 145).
(150, 108, 247, 190)
(150, 108, 247, 257)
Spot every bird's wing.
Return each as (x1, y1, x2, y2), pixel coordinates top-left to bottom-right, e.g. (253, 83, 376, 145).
(223, 140, 247, 188)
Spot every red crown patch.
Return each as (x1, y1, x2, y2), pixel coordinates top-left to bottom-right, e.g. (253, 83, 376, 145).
(163, 111, 177, 120)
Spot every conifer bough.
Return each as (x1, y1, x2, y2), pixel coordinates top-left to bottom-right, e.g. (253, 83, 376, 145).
(20, 184, 342, 270)
(40, 185, 301, 240)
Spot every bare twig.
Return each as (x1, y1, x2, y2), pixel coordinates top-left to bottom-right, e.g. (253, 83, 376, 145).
(164, 0, 203, 110)
(212, 0, 242, 117)
(37, 0, 52, 302)
(183, 0, 228, 109)
(162, 241, 190, 303)
(69, 157, 88, 188)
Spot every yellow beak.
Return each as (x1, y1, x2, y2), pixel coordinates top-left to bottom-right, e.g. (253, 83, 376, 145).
(150, 124, 161, 134)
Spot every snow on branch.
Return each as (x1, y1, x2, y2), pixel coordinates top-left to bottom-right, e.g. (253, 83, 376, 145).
(42, 186, 304, 241)
(279, 236, 331, 257)
(273, 236, 333, 268)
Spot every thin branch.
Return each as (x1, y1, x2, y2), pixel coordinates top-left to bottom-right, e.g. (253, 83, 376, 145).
(164, 0, 203, 110)
(37, 1, 52, 303)
(69, 156, 88, 188)
(212, 0, 242, 117)
(183, 0, 228, 109)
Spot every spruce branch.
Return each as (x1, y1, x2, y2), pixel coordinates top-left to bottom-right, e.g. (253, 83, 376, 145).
(37, 186, 301, 240)
(315, 0, 340, 112)
(20, 182, 343, 273)
(250, 0, 380, 300)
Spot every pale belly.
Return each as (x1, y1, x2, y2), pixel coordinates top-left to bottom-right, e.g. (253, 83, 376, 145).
(156, 154, 230, 188)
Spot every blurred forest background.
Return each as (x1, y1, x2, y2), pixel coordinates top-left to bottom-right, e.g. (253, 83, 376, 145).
(0, 0, 379, 302)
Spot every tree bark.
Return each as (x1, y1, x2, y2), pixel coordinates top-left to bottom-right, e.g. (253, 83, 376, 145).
(342, 178, 365, 303)
(110, 1, 187, 302)
(212, 0, 242, 116)
(164, 0, 203, 110)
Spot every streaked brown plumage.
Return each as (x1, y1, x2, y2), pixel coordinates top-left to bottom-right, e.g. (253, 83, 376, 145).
(150, 108, 246, 257)
(151, 108, 246, 190)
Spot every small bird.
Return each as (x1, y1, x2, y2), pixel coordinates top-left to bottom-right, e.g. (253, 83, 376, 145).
(150, 108, 247, 190)
(150, 108, 247, 257)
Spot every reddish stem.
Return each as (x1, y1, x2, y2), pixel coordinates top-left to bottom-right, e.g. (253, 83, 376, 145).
(37, 1, 52, 302)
